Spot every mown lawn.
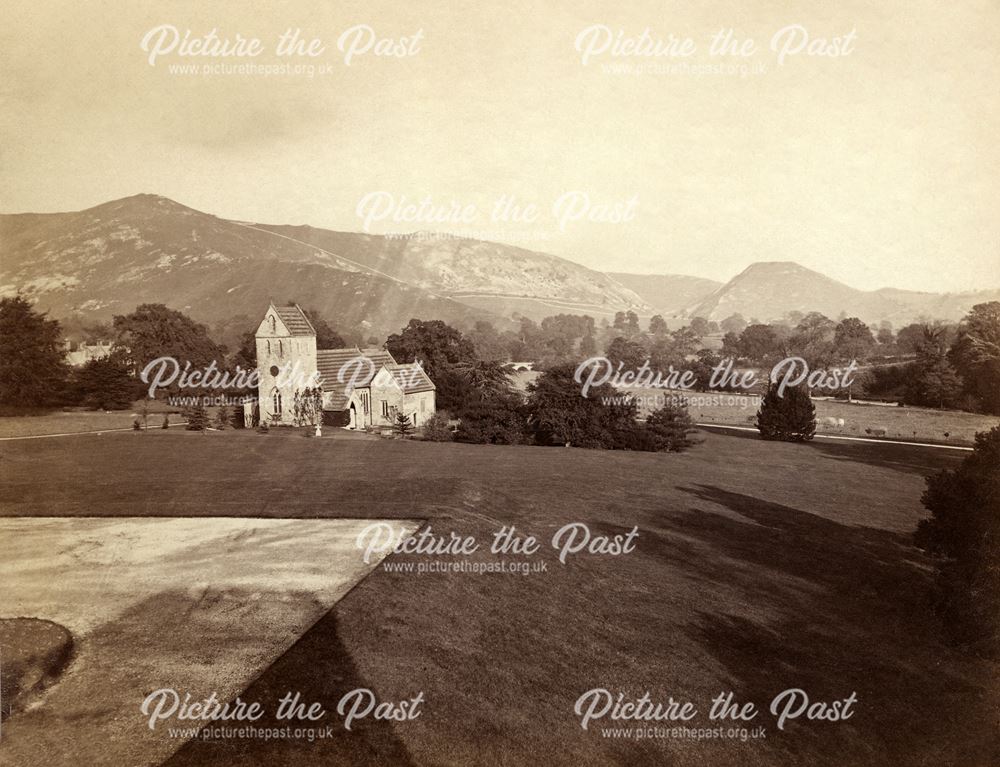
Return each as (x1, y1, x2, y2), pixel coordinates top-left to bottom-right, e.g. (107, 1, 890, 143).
(1, 429, 996, 766)
(0, 400, 179, 439)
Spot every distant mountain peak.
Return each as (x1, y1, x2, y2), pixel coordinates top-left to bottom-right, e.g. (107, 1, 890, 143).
(685, 259, 999, 324)
(738, 260, 827, 276)
(79, 193, 206, 219)
(2, 196, 996, 330)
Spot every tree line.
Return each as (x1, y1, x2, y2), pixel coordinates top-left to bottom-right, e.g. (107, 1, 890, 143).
(382, 318, 694, 451)
(4, 295, 997, 422)
(715, 305, 1000, 414)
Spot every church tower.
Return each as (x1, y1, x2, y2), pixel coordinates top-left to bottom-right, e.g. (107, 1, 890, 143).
(255, 303, 318, 425)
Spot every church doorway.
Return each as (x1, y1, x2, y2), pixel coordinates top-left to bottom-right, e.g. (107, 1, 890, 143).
(348, 402, 358, 429)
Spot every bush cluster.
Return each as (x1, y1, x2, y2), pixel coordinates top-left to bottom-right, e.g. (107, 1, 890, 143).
(915, 426, 1000, 656)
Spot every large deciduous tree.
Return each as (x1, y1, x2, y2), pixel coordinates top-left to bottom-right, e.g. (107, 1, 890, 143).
(458, 360, 514, 395)
(113, 304, 225, 377)
(386, 319, 475, 380)
(606, 336, 647, 370)
(648, 314, 669, 336)
(466, 320, 509, 362)
(688, 316, 711, 338)
(949, 302, 1000, 415)
(737, 324, 780, 364)
(612, 310, 641, 338)
(833, 317, 876, 362)
(790, 312, 837, 366)
(720, 313, 747, 335)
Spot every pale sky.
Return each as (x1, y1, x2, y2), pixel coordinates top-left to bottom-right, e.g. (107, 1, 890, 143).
(1, 0, 998, 292)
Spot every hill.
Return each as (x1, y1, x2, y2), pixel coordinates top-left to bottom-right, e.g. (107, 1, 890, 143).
(2, 197, 996, 339)
(0, 195, 490, 339)
(0, 195, 651, 336)
(251, 223, 651, 321)
(685, 261, 1000, 325)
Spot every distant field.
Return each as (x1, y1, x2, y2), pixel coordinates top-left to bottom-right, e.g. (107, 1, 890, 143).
(1, 428, 995, 766)
(0, 401, 181, 439)
(508, 371, 999, 446)
(633, 390, 998, 446)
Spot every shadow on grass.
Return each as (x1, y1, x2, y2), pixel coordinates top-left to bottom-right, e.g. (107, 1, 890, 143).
(802, 440, 964, 476)
(163, 609, 416, 767)
(698, 425, 964, 476)
(663, 485, 995, 767)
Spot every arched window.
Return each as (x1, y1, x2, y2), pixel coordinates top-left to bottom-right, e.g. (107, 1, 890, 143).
(272, 388, 282, 415)
(278, 340, 284, 357)
(269, 315, 276, 333)
(267, 340, 271, 354)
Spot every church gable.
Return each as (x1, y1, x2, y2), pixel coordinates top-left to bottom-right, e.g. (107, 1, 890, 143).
(255, 303, 316, 338)
(371, 366, 405, 392)
(386, 363, 435, 394)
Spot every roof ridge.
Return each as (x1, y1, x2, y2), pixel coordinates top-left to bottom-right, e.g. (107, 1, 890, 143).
(272, 303, 316, 337)
(293, 303, 316, 335)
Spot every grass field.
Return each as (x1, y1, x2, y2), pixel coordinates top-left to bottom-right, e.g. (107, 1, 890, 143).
(1, 429, 996, 766)
(675, 393, 999, 446)
(0, 400, 179, 439)
(508, 371, 1000, 446)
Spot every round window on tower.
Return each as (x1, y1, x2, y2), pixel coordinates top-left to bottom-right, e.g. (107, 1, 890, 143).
(269, 365, 279, 377)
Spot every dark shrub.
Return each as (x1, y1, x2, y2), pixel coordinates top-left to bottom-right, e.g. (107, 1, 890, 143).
(74, 355, 137, 410)
(456, 394, 526, 445)
(526, 363, 639, 448)
(422, 411, 454, 442)
(915, 426, 1000, 655)
(756, 384, 816, 442)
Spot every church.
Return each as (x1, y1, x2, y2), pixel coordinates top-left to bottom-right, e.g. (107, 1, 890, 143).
(255, 303, 436, 429)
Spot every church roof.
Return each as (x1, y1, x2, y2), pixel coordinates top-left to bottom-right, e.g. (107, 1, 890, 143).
(387, 363, 436, 394)
(273, 304, 316, 337)
(360, 347, 395, 369)
(316, 347, 398, 410)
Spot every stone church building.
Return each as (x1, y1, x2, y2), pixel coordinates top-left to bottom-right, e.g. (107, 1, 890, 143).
(255, 303, 436, 429)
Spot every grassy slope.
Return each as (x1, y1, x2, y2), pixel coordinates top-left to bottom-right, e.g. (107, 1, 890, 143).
(1, 430, 996, 766)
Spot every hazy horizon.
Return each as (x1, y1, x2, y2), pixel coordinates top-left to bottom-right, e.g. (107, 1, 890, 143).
(2, 0, 998, 293)
(4, 190, 1000, 296)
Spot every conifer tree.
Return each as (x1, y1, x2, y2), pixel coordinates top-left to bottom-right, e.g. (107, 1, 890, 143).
(392, 410, 414, 437)
(0, 296, 70, 408)
(184, 403, 209, 431)
(645, 402, 696, 452)
(756, 384, 816, 442)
